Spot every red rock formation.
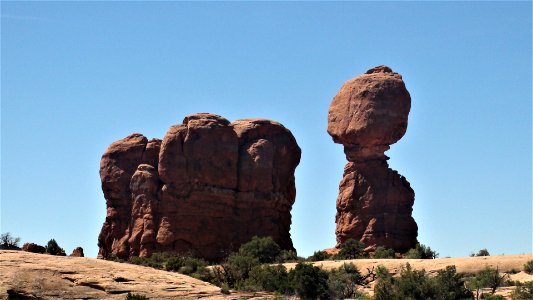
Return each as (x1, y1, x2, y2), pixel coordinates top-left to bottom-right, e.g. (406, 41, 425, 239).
(98, 113, 300, 261)
(70, 247, 85, 257)
(22, 243, 46, 254)
(328, 66, 418, 252)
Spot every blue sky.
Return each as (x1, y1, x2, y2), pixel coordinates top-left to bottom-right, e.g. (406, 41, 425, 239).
(1, 2, 531, 259)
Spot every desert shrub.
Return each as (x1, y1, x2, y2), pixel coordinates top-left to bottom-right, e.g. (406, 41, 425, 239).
(127, 253, 208, 279)
(307, 250, 332, 262)
(277, 249, 300, 263)
(125, 292, 149, 300)
(226, 252, 260, 279)
(128, 252, 175, 269)
(374, 264, 472, 300)
(405, 243, 438, 259)
(288, 262, 330, 300)
(128, 256, 147, 266)
(471, 248, 490, 257)
(511, 281, 533, 299)
(467, 266, 506, 298)
(106, 253, 124, 262)
(327, 263, 362, 299)
(523, 260, 533, 274)
(242, 264, 292, 293)
(433, 265, 473, 300)
(238, 236, 281, 264)
(45, 239, 66, 256)
(216, 252, 260, 287)
(163, 256, 183, 272)
(0, 232, 21, 250)
(336, 239, 367, 259)
(393, 263, 435, 299)
(374, 265, 395, 300)
(180, 257, 207, 275)
(220, 283, 231, 294)
(373, 246, 395, 259)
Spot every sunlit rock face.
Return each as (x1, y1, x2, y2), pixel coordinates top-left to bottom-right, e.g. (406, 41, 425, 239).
(328, 66, 418, 252)
(98, 113, 300, 261)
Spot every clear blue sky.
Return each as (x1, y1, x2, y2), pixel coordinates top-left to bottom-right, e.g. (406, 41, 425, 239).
(1, 2, 531, 259)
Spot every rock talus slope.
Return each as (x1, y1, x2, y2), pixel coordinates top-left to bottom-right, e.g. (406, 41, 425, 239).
(98, 113, 301, 261)
(328, 66, 418, 252)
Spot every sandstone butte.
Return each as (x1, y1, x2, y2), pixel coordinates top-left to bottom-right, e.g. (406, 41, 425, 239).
(327, 65, 418, 252)
(98, 113, 301, 261)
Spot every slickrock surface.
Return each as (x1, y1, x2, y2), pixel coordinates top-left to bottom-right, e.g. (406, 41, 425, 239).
(328, 66, 418, 252)
(0, 250, 268, 299)
(98, 113, 301, 261)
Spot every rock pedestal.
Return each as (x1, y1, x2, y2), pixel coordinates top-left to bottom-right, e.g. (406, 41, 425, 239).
(327, 66, 418, 252)
(98, 113, 300, 261)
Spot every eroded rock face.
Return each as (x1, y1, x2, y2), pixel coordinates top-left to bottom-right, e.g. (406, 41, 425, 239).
(98, 113, 301, 261)
(328, 66, 418, 252)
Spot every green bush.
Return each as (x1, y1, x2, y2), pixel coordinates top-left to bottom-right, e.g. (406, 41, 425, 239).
(127, 252, 209, 280)
(242, 264, 291, 293)
(466, 266, 506, 297)
(238, 236, 281, 264)
(288, 262, 330, 300)
(374, 264, 472, 300)
(336, 239, 367, 259)
(181, 257, 207, 274)
(45, 239, 66, 256)
(405, 243, 438, 259)
(307, 250, 332, 262)
(220, 283, 231, 294)
(523, 260, 533, 274)
(221, 252, 260, 287)
(393, 263, 434, 299)
(128, 252, 169, 269)
(125, 292, 149, 300)
(209, 237, 286, 289)
(512, 281, 533, 299)
(433, 265, 473, 300)
(327, 263, 362, 299)
(471, 248, 490, 257)
(374, 265, 395, 300)
(164, 256, 184, 272)
(374, 246, 395, 259)
(277, 249, 300, 263)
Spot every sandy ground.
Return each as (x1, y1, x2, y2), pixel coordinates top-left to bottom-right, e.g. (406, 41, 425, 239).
(284, 254, 533, 275)
(1, 250, 531, 299)
(282, 254, 533, 299)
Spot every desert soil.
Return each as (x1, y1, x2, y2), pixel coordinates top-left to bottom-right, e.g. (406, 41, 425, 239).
(1, 250, 532, 299)
(283, 253, 533, 299)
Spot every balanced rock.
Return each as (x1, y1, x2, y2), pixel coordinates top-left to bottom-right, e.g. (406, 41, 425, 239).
(328, 66, 418, 252)
(98, 113, 301, 261)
